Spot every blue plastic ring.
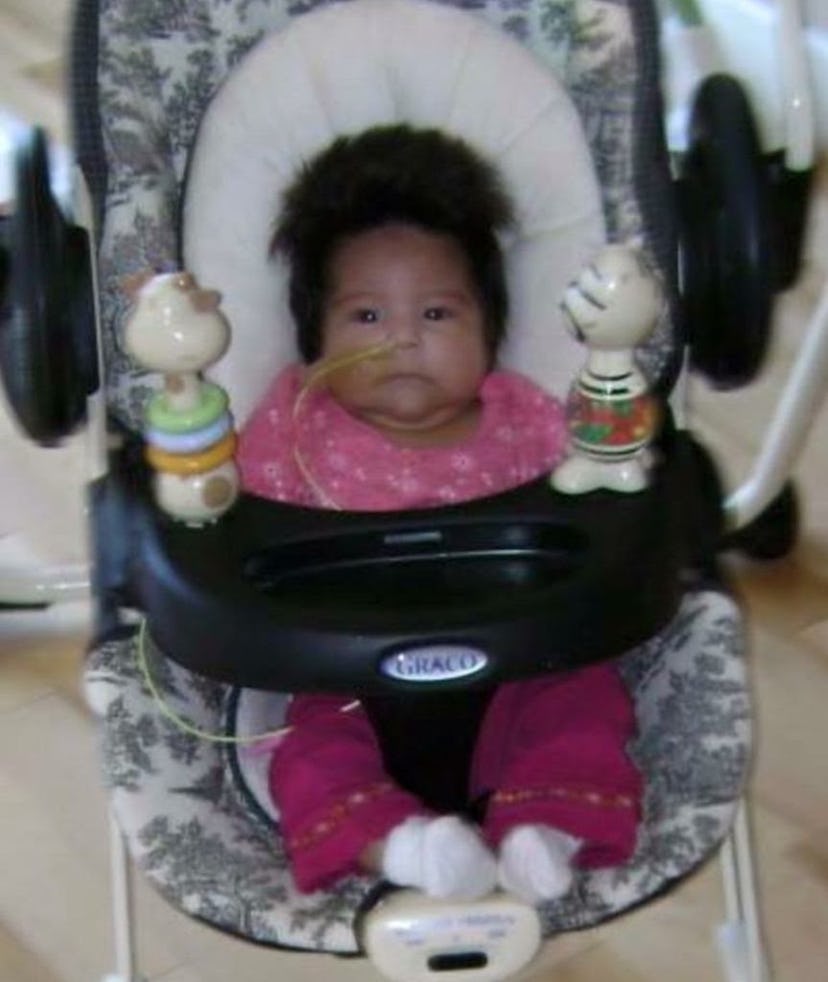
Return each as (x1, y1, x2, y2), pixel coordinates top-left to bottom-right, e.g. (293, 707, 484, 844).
(146, 412, 233, 454)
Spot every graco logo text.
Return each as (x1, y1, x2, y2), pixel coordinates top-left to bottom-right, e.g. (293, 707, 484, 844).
(381, 645, 489, 683)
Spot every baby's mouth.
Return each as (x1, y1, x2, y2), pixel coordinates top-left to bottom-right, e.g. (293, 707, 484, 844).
(380, 371, 432, 387)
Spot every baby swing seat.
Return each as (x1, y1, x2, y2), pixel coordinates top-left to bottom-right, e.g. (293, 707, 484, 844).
(6, 0, 761, 974)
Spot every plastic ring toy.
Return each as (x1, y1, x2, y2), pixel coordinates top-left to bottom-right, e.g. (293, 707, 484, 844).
(146, 411, 232, 453)
(146, 382, 228, 434)
(146, 431, 237, 476)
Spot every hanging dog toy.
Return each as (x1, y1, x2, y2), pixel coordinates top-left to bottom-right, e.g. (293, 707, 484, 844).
(123, 270, 239, 524)
(552, 244, 664, 494)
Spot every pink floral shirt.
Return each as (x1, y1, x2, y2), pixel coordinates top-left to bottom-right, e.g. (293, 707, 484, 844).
(238, 365, 567, 510)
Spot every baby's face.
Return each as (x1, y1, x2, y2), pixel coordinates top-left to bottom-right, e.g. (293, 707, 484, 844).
(319, 224, 489, 444)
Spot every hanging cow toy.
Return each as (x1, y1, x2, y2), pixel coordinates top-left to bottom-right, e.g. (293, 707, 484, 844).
(552, 243, 665, 494)
(123, 270, 239, 524)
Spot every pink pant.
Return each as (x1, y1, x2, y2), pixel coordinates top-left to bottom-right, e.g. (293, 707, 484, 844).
(270, 663, 642, 892)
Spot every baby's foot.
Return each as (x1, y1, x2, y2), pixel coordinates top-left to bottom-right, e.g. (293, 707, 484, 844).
(497, 824, 581, 903)
(382, 815, 497, 900)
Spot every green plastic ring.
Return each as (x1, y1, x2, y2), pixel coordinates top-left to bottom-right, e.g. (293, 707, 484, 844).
(146, 383, 229, 434)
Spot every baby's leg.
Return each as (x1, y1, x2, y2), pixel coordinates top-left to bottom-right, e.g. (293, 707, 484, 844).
(473, 664, 642, 902)
(270, 694, 427, 893)
(271, 694, 495, 897)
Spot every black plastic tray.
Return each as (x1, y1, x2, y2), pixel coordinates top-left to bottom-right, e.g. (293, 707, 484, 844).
(91, 428, 722, 693)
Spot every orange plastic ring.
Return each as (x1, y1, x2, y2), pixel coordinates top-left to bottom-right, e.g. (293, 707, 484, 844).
(146, 431, 237, 476)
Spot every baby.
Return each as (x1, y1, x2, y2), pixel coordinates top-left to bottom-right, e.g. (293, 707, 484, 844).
(238, 125, 642, 902)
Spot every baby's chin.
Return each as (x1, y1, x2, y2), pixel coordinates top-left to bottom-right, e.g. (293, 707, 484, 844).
(358, 402, 451, 433)
(350, 392, 482, 447)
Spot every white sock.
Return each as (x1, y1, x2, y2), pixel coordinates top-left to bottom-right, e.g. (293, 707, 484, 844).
(497, 824, 581, 903)
(382, 815, 497, 900)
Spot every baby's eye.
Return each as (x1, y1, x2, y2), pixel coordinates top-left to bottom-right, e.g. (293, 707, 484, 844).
(423, 306, 453, 322)
(351, 308, 381, 324)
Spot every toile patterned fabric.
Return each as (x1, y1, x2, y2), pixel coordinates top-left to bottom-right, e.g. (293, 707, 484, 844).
(84, 589, 751, 952)
(82, 0, 751, 957)
(96, 0, 677, 431)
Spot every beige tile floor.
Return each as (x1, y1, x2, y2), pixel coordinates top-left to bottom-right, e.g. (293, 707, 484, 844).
(1, 1, 827, 980)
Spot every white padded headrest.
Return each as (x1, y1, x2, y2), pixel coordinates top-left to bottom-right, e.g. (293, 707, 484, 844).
(184, 0, 605, 425)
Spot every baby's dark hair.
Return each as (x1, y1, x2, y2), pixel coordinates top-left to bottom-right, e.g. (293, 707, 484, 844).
(272, 124, 515, 362)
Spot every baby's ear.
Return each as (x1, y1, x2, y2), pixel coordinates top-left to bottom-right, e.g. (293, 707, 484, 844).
(121, 270, 155, 299)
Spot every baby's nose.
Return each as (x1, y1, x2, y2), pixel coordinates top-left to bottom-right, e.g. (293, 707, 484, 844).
(389, 312, 420, 346)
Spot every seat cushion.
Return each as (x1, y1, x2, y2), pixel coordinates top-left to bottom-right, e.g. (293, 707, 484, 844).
(84, 588, 751, 953)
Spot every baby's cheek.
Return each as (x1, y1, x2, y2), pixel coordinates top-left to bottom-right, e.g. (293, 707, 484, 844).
(325, 367, 378, 412)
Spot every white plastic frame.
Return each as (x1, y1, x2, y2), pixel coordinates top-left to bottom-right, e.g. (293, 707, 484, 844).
(664, 0, 827, 530)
